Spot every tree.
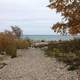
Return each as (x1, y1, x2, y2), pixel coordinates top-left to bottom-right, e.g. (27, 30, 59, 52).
(48, 0, 80, 35)
(11, 25, 23, 39)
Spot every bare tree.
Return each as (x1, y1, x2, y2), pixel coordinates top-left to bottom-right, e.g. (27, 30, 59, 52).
(11, 25, 23, 39)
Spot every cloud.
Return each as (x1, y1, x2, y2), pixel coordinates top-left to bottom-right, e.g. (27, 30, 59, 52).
(0, 0, 60, 20)
(0, 0, 62, 35)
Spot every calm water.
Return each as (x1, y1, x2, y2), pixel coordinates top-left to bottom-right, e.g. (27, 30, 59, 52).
(22, 35, 78, 41)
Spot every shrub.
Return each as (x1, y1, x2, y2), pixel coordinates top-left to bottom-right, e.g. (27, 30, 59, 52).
(16, 39, 31, 49)
(0, 32, 17, 58)
(6, 45, 17, 58)
(0, 27, 32, 58)
(45, 39, 80, 71)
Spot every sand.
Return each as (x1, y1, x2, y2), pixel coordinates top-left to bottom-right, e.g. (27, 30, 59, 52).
(0, 48, 78, 80)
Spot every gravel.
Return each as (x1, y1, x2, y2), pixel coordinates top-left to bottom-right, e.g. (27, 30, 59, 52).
(0, 48, 78, 80)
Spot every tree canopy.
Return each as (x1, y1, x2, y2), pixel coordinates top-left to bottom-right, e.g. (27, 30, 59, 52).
(48, 0, 80, 35)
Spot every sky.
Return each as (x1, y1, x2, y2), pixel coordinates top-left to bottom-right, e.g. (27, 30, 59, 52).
(0, 0, 62, 35)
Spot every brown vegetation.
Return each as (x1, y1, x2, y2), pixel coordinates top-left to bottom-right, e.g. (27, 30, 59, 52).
(48, 0, 80, 79)
(16, 39, 31, 49)
(45, 39, 80, 71)
(0, 27, 31, 58)
(0, 32, 17, 58)
(48, 0, 80, 35)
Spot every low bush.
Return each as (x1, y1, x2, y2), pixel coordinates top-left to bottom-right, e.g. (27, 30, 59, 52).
(45, 39, 80, 71)
(0, 32, 17, 58)
(6, 45, 17, 58)
(16, 39, 31, 49)
(0, 26, 32, 58)
(0, 32, 31, 58)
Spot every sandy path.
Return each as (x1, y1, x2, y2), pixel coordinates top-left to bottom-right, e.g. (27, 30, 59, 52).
(0, 48, 77, 80)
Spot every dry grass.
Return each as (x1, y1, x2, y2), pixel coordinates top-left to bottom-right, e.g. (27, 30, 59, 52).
(0, 32, 31, 58)
(45, 39, 80, 71)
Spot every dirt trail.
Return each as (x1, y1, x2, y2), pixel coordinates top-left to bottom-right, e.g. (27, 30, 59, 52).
(0, 48, 77, 80)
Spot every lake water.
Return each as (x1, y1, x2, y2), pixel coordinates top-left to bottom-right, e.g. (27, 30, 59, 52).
(22, 35, 79, 41)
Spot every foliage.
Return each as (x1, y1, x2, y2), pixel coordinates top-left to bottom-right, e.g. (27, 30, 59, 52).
(48, 0, 80, 35)
(0, 32, 17, 58)
(45, 39, 80, 70)
(6, 45, 17, 58)
(16, 39, 31, 49)
(0, 28, 31, 58)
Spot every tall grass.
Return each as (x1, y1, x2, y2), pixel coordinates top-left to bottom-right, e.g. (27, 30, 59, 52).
(0, 32, 17, 58)
(45, 39, 80, 70)
(0, 32, 31, 58)
(16, 39, 31, 49)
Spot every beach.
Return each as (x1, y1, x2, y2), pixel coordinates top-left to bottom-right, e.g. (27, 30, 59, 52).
(0, 0, 79, 79)
(0, 48, 77, 80)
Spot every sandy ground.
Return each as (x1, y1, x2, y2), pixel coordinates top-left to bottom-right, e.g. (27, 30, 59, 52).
(0, 48, 78, 80)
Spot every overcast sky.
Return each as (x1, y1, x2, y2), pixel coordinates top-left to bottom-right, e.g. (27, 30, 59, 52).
(0, 0, 62, 35)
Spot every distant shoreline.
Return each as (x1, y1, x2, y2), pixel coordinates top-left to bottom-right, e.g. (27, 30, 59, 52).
(21, 35, 76, 41)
